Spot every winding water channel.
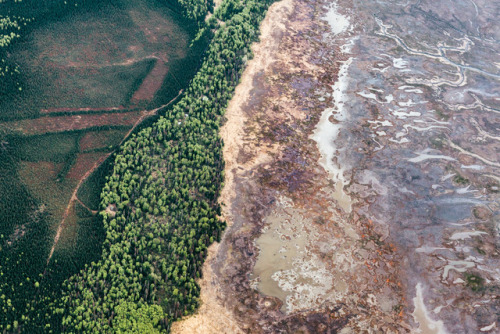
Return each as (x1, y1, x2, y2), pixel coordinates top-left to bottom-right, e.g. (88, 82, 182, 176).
(324, 0, 499, 331)
(246, 0, 499, 332)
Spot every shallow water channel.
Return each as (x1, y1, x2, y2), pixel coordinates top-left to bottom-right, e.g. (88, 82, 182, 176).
(249, 0, 499, 332)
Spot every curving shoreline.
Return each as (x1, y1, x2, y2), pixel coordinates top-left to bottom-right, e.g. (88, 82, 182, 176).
(175, 0, 406, 331)
(176, 0, 500, 332)
(177, 0, 499, 333)
(172, 0, 294, 331)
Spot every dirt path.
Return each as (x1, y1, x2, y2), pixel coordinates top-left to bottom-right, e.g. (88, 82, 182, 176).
(46, 91, 182, 265)
(46, 155, 109, 264)
(75, 197, 98, 215)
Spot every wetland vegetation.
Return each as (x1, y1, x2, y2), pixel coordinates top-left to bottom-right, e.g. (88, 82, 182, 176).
(1, 0, 274, 332)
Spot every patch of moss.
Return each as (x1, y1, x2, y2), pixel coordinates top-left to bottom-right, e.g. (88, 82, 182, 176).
(434, 108, 450, 121)
(486, 183, 499, 193)
(453, 174, 469, 185)
(314, 216, 326, 225)
(392, 304, 403, 313)
(464, 273, 484, 292)
(429, 136, 445, 149)
(475, 247, 486, 255)
(13, 133, 78, 163)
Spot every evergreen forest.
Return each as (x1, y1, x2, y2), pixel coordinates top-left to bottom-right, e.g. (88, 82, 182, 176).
(0, 0, 274, 332)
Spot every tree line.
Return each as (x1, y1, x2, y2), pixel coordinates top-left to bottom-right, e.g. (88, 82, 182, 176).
(56, 1, 274, 331)
(0, 0, 274, 332)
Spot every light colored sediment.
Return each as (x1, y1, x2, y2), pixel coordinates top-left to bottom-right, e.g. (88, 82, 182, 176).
(168, 245, 243, 334)
(177, 0, 500, 331)
(412, 283, 447, 334)
(218, 0, 292, 211)
(174, 0, 410, 331)
(170, 0, 294, 332)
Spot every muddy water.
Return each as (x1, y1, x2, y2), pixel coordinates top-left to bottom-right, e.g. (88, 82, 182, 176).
(251, 195, 345, 313)
(328, 0, 500, 332)
(169, 0, 498, 331)
(250, 4, 356, 315)
(310, 56, 354, 213)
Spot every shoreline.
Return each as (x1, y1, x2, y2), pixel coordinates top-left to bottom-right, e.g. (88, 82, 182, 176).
(175, 0, 409, 332)
(171, 0, 294, 331)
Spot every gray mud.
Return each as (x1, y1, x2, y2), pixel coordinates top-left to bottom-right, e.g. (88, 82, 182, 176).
(331, 0, 500, 332)
(190, 0, 499, 332)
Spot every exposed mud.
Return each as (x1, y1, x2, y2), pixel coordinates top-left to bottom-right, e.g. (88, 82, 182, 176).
(175, 0, 406, 332)
(176, 0, 500, 333)
(333, 0, 500, 332)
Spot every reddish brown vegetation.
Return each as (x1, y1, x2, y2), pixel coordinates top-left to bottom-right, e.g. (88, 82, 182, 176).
(66, 152, 109, 180)
(130, 59, 169, 105)
(6, 111, 142, 135)
(79, 130, 127, 151)
(40, 106, 127, 114)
